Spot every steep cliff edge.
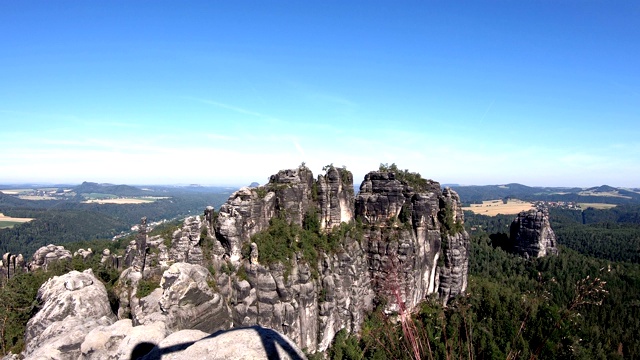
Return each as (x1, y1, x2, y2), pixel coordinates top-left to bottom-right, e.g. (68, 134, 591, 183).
(17, 164, 469, 357)
(510, 209, 558, 258)
(200, 165, 469, 351)
(356, 171, 469, 308)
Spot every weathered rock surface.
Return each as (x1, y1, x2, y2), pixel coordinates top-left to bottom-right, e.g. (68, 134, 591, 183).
(28, 244, 72, 271)
(357, 172, 469, 308)
(215, 166, 320, 262)
(23, 269, 117, 359)
(317, 166, 354, 230)
(215, 186, 276, 262)
(100, 248, 123, 270)
(169, 216, 204, 265)
(510, 209, 558, 258)
(0, 252, 26, 281)
(134, 263, 232, 333)
(140, 326, 306, 360)
(437, 187, 470, 303)
(207, 167, 469, 351)
(74, 248, 93, 260)
(79, 319, 168, 360)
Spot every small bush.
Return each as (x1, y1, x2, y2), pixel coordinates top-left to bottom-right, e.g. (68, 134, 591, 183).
(136, 278, 159, 298)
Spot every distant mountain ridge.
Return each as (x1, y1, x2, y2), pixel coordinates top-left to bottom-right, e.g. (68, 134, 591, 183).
(451, 183, 640, 205)
(73, 181, 149, 197)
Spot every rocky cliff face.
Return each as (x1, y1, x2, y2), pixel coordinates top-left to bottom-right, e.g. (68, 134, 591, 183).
(317, 166, 354, 230)
(201, 166, 469, 351)
(18, 164, 469, 358)
(356, 172, 469, 308)
(510, 209, 558, 258)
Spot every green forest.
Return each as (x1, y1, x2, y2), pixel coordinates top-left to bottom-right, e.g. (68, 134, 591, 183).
(0, 191, 230, 257)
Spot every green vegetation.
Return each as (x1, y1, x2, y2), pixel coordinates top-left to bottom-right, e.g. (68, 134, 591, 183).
(549, 206, 640, 263)
(255, 187, 268, 199)
(0, 221, 20, 229)
(236, 265, 249, 281)
(452, 183, 640, 206)
(81, 192, 118, 200)
(251, 210, 359, 277)
(0, 255, 121, 355)
(324, 238, 635, 359)
(379, 163, 430, 192)
(438, 200, 464, 236)
(136, 277, 160, 298)
(0, 210, 127, 256)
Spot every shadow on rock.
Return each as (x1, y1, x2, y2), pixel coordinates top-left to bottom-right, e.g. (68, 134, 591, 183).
(132, 342, 158, 359)
(134, 325, 306, 360)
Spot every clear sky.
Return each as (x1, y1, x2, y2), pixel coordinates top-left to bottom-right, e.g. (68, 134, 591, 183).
(1, 1, 639, 187)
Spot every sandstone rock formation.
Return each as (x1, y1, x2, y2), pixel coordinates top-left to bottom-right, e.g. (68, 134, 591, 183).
(100, 248, 123, 270)
(202, 165, 469, 351)
(23, 269, 117, 359)
(0, 252, 26, 281)
(316, 166, 354, 230)
(356, 171, 469, 307)
(74, 248, 93, 261)
(169, 216, 205, 265)
(79, 319, 168, 360)
(140, 326, 307, 360)
(28, 244, 72, 271)
(510, 209, 558, 258)
(18, 164, 470, 358)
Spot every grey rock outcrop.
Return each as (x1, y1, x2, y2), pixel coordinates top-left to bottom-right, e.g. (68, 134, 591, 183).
(215, 186, 276, 262)
(74, 248, 93, 260)
(23, 269, 117, 359)
(133, 263, 232, 333)
(205, 166, 469, 352)
(100, 248, 123, 270)
(28, 244, 72, 271)
(510, 209, 558, 258)
(356, 171, 469, 308)
(437, 187, 469, 302)
(317, 166, 354, 230)
(0, 252, 26, 281)
(169, 216, 205, 265)
(215, 166, 315, 262)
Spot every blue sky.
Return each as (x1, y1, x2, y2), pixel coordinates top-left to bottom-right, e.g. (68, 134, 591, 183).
(1, 1, 639, 187)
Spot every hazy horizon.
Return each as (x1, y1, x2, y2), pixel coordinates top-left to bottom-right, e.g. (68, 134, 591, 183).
(0, 174, 635, 190)
(2, 2, 639, 188)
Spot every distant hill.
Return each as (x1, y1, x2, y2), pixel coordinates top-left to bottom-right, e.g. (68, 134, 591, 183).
(452, 183, 640, 205)
(73, 182, 149, 197)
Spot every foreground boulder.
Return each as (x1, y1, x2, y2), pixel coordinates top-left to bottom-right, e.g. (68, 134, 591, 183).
(23, 269, 117, 359)
(140, 326, 306, 360)
(79, 320, 168, 360)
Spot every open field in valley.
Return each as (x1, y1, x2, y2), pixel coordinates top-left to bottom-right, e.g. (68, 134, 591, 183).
(83, 197, 168, 204)
(462, 199, 534, 216)
(0, 213, 34, 228)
